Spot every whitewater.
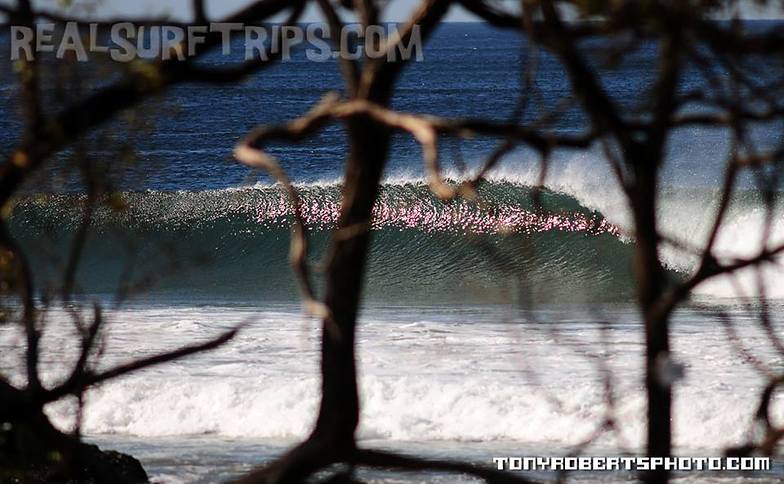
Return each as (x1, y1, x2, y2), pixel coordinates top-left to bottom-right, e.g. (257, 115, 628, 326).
(1, 301, 782, 482)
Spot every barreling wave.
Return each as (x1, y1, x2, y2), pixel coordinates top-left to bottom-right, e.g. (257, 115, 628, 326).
(9, 180, 641, 303)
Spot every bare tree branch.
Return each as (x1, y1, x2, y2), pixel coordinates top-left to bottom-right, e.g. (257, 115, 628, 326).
(43, 322, 245, 404)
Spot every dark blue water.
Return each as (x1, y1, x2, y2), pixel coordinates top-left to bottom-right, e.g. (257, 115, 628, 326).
(2, 22, 780, 192)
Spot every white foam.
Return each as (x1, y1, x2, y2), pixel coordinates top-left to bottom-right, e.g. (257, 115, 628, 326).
(0, 305, 775, 452)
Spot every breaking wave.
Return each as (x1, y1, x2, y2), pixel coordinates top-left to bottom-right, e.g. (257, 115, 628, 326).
(7, 169, 784, 301)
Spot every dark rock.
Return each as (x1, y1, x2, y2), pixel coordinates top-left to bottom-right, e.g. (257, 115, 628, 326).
(75, 443, 149, 484)
(0, 415, 148, 483)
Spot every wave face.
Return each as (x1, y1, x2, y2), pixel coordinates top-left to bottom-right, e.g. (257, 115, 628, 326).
(8, 181, 636, 304)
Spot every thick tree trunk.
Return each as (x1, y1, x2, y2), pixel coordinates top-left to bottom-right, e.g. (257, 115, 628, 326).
(237, 117, 394, 484)
(236, 4, 453, 481)
(630, 154, 672, 484)
(314, 117, 391, 447)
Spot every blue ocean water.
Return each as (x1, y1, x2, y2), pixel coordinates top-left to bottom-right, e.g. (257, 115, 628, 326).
(0, 22, 783, 482)
(2, 22, 776, 192)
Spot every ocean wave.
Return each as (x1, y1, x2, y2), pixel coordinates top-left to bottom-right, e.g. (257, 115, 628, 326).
(7, 172, 784, 300)
(7, 181, 636, 303)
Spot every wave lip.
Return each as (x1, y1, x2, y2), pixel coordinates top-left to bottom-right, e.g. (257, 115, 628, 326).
(253, 181, 620, 236)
